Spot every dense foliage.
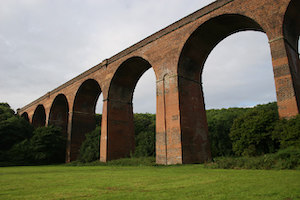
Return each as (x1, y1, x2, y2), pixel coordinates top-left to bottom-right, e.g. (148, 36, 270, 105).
(0, 103, 33, 152)
(133, 113, 156, 157)
(272, 114, 300, 148)
(9, 126, 66, 165)
(204, 146, 300, 170)
(206, 102, 300, 161)
(229, 103, 279, 156)
(0, 103, 66, 166)
(95, 114, 102, 127)
(206, 107, 249, 157)
(78, 126, 101, 163)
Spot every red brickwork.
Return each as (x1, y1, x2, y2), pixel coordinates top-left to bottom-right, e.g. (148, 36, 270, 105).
(18, 0, 299, 164)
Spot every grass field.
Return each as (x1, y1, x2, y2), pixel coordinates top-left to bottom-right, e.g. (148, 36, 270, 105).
(1, 165, 300, 200)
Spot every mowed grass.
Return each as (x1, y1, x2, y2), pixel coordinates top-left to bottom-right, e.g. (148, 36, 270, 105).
(1, 165, 300, 200)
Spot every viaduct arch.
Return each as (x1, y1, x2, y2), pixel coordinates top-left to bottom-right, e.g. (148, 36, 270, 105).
(18, 0, 299, 165)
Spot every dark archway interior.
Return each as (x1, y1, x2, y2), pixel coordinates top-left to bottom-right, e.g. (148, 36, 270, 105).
(32, 105, 46, 128)
(283, 0, 300, 109)
(283, 0, 300, 52)
(48, 94, 69, 137)
(107, 57, 152, 160)
(177, 14, 265, 163)
(70, 79, 101, 161)
(109, 57, 152, 102)
(21, 112, 29, 122)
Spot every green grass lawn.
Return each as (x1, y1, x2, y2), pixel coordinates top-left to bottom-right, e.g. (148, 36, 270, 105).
(1, 165, 300, 200)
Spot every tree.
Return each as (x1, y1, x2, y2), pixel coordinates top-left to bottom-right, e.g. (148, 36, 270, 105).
(229, 103, 279, 156)
(0, 103, 15, 121)
(0, 103, 33, 162)
(4, 125, 66, 165)
(206, 107, 249, 157)
(133, 113, 156, 157)
(28, 126, 66, 164)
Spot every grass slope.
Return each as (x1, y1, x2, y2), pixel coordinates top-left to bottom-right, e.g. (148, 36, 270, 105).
(1, 165, 300, 200)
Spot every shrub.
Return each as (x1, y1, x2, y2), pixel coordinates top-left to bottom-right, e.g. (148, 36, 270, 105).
(67, 157, 156, 166)
(204, 146, 300, 170)
(273, 146, 300, 169)
(272, 115, 300, 148)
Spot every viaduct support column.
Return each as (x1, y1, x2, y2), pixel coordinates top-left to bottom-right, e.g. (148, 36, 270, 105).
(100, 99, 135, 162)
(156, 74, 211, 165)
(156, 74, 183, 165)
(66, 112, 73, 163)
(270, 36, 300, 118)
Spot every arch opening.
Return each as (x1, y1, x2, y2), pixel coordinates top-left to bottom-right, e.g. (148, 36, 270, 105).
(69, 79, 102, 162)
(48, 94, 69, 137)
(106, 56, 155, 160)
(203, 31, 275, 157)
(21, 112, 29, 122)
(32, 104, 46, 128)
(177, 14, 267, 163)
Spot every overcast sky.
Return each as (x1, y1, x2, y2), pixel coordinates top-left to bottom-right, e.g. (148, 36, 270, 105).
(0, 0, 283, 114)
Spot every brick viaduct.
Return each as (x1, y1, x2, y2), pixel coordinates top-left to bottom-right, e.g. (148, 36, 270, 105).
(18, 0, 299, 164)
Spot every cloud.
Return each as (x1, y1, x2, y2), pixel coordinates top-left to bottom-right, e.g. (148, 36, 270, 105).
(0, 0, 282, 114)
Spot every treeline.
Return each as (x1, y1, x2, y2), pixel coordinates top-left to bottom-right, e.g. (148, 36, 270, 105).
(80, 102, 300, 164)
(0, 103, 156, 165)
(1, 102, 299, 166)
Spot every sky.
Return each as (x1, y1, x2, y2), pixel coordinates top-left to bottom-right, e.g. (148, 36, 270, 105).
(0, 0, 283, 114)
